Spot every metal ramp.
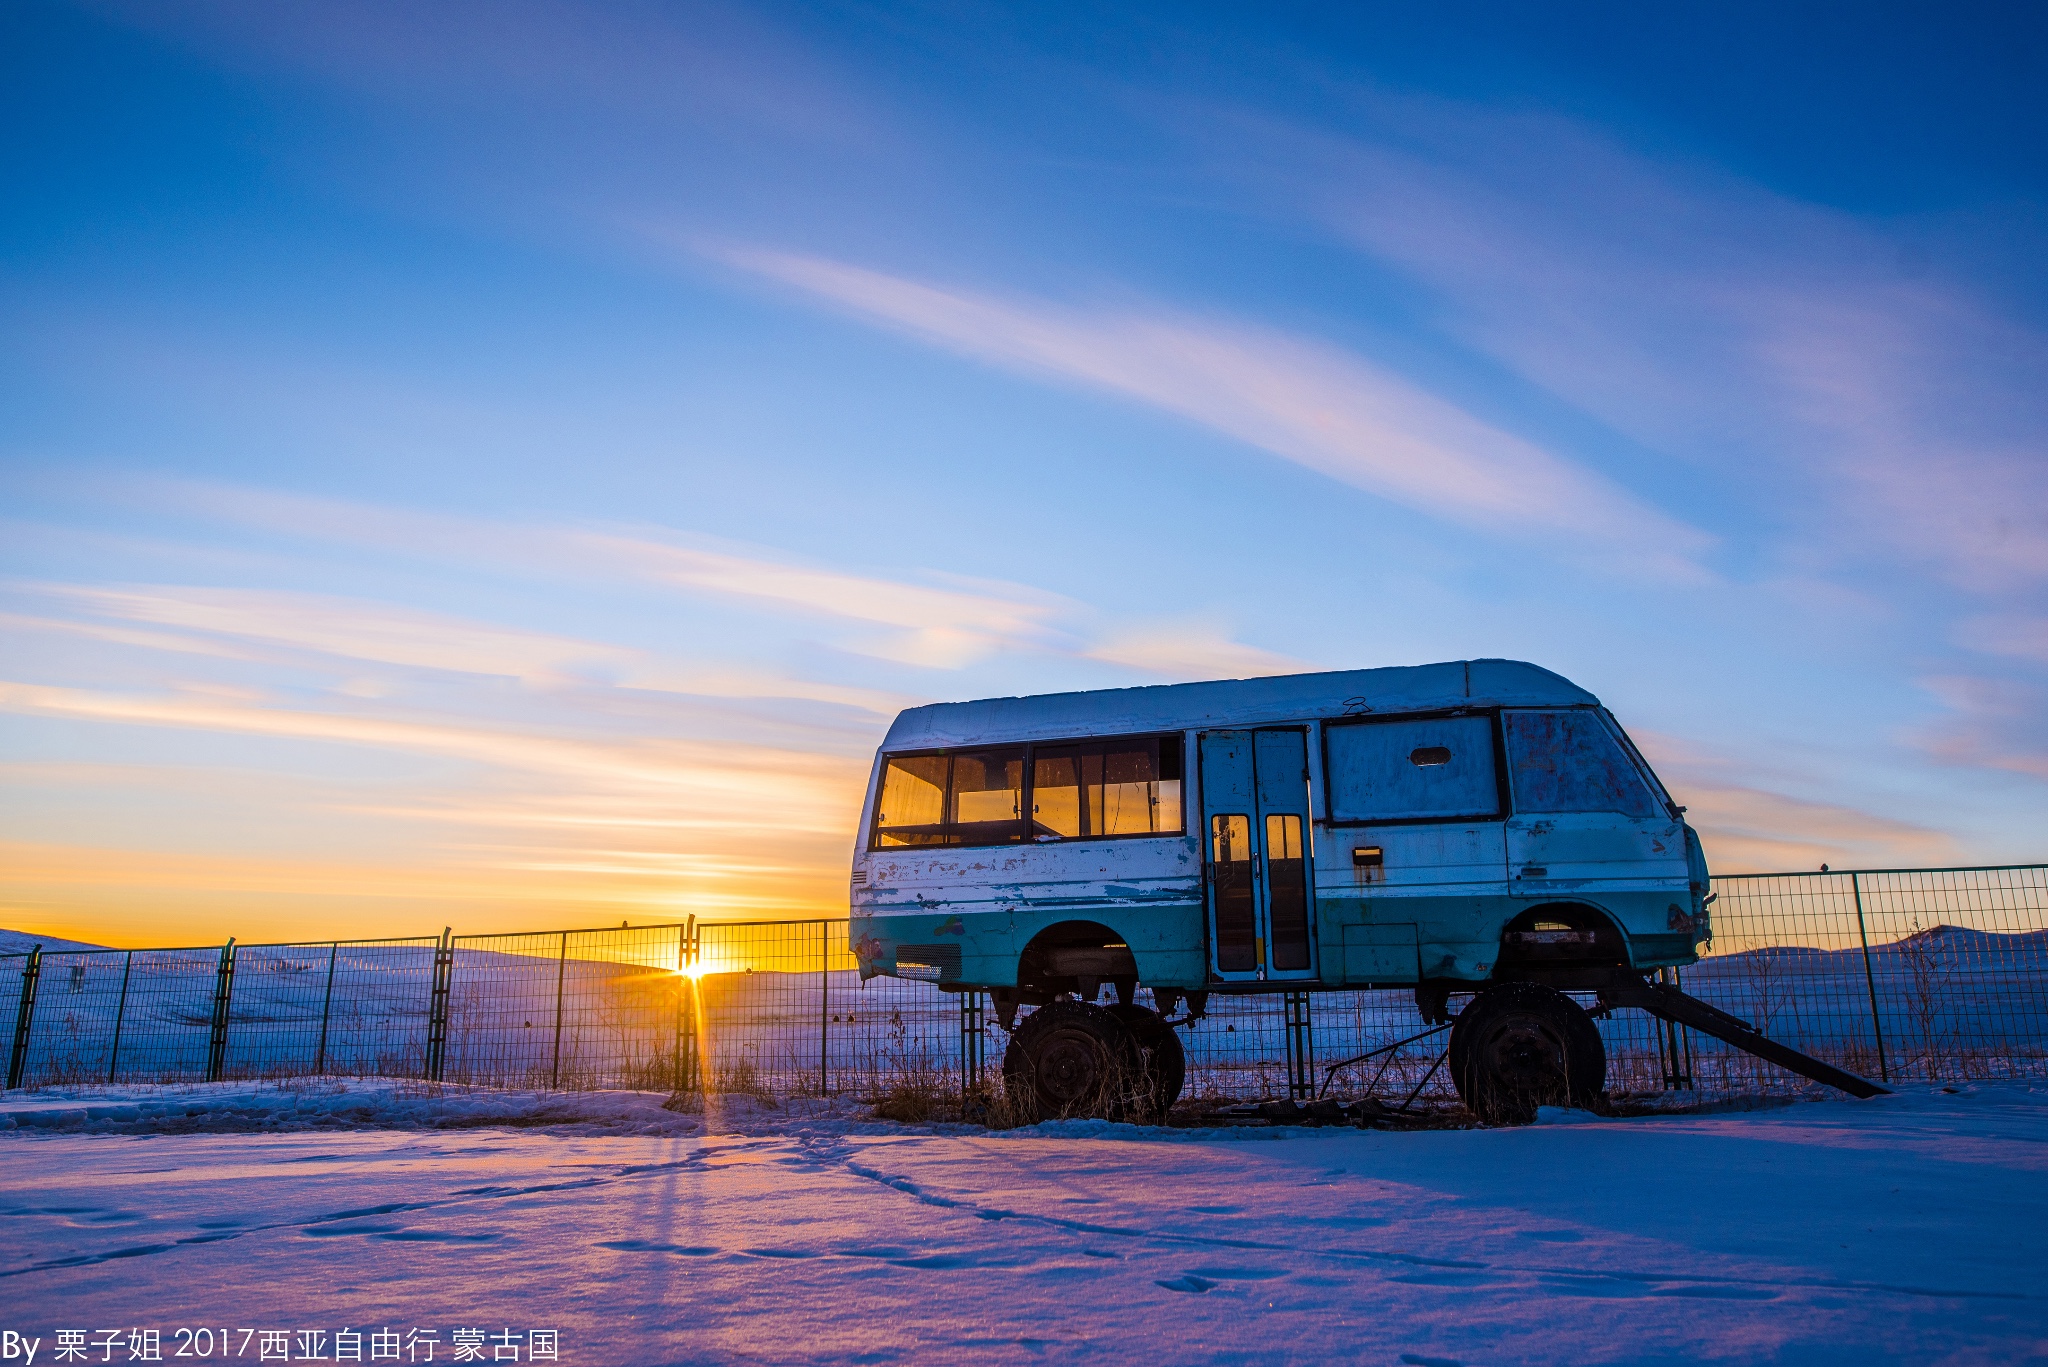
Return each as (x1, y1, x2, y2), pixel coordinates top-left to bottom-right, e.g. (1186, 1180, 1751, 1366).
(1600, 977, 1890, 1099)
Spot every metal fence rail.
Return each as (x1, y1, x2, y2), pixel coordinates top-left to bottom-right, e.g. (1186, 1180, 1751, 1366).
(5, 864, 2045, 1108)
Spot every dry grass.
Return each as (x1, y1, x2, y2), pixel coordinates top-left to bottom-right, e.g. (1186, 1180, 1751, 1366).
(871, 1076, 944, 1123)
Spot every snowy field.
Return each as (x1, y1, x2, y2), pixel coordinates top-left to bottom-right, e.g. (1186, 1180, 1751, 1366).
(6, 1081, 2047, 1365)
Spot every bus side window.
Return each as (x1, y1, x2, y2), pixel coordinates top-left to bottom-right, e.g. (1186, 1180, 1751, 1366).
(949, 749, 1027, 842)
(873, 748, 1026, 847)
(1503, 711, 1659, 818)
(1031, 747, 1085, 838)
(1029, 736, 1185, 840)
(874, 754, 950, 846)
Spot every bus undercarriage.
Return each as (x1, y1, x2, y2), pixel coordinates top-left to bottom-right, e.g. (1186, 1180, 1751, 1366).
(986, 961, 1886, 1127)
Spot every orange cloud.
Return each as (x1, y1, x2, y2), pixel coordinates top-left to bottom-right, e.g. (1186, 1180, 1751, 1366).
(0, 837, 848, 948)
(0, 680, 863, 813)
(700, 244, 1715, 579)
(1631, 729, 1960, 873)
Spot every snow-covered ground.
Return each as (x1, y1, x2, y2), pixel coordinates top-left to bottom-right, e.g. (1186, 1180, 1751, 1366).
(6, 1080, 2046, 1365)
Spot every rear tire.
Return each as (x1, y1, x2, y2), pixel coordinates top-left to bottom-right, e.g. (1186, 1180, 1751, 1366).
(1450, 982, 1605, 1125)
(1002, 1000, 1141, 1122)
(1108, 1004, 1186, 1122)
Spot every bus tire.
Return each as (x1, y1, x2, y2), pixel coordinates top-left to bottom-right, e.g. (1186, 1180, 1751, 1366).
(1002, 1000, 1142, 1122)
(1449, 982, 1605, 1125)
(1108, 1004, 1186, 1123)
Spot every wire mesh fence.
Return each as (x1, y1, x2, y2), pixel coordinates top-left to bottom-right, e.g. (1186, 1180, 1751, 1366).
(5, 864, 2045, 1107)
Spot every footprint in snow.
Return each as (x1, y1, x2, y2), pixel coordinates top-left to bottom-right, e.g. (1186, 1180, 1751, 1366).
(1388, 1270, 1508, 1288)
(1156, 1275, 1216, 1294)
(1399, 1355, 1462, 1367)
(1652, 1284, 1778, 1300)
(598, 1239, 719, 1257)
(1185, 1266, 1287, 1281)
(1533, 1277, 1655, 1299)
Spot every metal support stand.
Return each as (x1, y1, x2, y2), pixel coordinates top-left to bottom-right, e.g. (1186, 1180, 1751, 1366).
(107, 950, 134, 1084)
(819, 920, 831, 1097)
(1851, 873, 1891, 1081)
(550, 930, 568, 1090)
(1284, 991, 1314, 1101)
(424, 928, 454, 1082)
(7, 947, 41, 1090)
(674, 918, 699, 1094)
(1602, 974, 1887, 1098)
(314, 942, 338, 1075)
(1655, 969, 1696, 1089)
(960, 990, 987, 1107)
(205, 939, 237, 1083)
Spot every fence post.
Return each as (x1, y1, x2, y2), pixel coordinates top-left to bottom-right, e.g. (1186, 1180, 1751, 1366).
(550, 930, 568, 1090)
(959, 989, 986, 1109)
(1657, 967, 1694, 1088)
(7, 947, 42, 1089)
(107, 950, 134, 1084)
(1284, 991, 1314, 1101)
(673, 921, 688, 1093)
(819, 920, 830, 1097)
(205, 939, 237, 1083)
(1851, 872, 1890, 1081)
(314, 943, 338, 1074)
(425, 928, 454, 1083)
(681, 917, 700, 1092)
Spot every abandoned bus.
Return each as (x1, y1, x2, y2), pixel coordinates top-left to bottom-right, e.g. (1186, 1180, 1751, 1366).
(847, 659, 1715, 1123)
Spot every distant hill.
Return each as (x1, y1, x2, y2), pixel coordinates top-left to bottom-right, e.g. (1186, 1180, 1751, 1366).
(1704, 923, 2048, 964)
(0, 929, 112, 956)
(1887, 923, 2048, 953)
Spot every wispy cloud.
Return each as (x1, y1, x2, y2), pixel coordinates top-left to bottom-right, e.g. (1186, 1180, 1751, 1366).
(1956, 614, 2048, 668)
(1914, 675, 2048, 783)
(21, 583, 637, 685)
(0, 608, 269, 665)
(137, 481, 1083, 669)
(1673, 780, 1958, 875)
(0, 679, 863, 815)
(1233, 99, 2048, 590)
(1085, 621, 1308, 681)
(559, 531, 1080, 668)
(698, 244, 1715, 579)
(136, 479, 1308, 675)
(100, 0, 881, 151)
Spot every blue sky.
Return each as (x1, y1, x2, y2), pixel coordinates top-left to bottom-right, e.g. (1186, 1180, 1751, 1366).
(3, 2, 2045, 944)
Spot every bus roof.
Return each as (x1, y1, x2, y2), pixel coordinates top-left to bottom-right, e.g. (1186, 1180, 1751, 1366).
(880, 659, 1598, 751)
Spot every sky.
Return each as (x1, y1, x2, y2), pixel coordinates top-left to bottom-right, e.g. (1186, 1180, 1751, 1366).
(3, 1, 2046, 948)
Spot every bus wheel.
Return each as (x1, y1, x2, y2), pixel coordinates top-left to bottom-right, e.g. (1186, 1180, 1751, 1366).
(1002, 1000, 1141, 1122)
(1108, 1004, 1186, 1123)
(1449, 982, 1605, 1125)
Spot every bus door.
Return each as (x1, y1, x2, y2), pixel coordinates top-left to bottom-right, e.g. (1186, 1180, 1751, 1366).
(1199, 729, 1317, 982)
